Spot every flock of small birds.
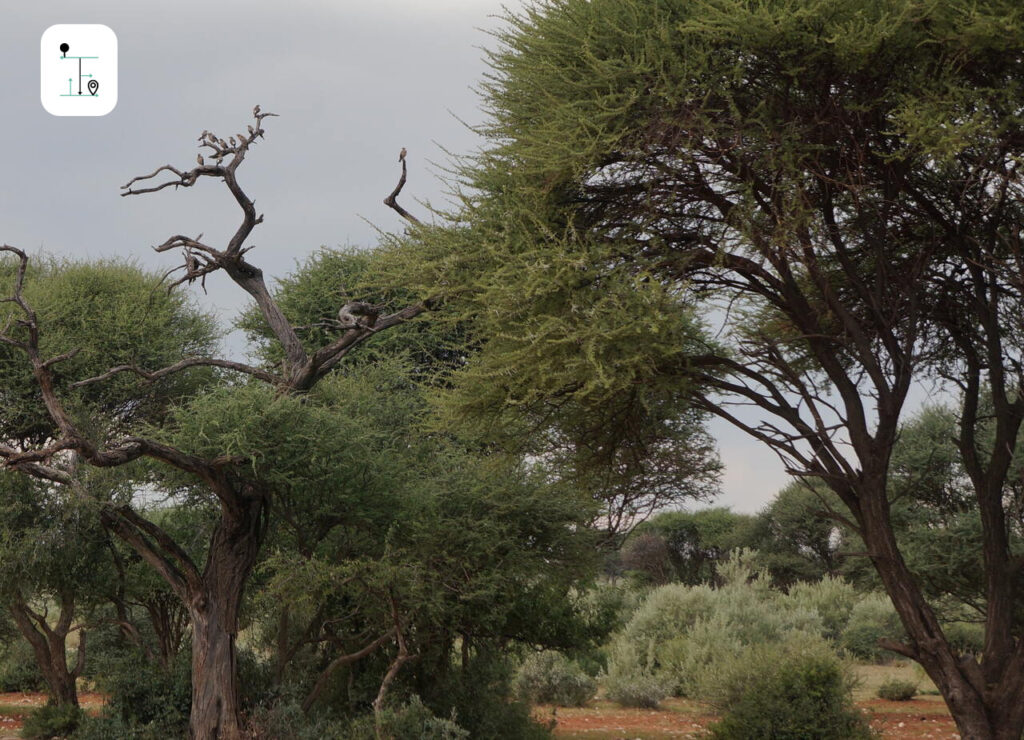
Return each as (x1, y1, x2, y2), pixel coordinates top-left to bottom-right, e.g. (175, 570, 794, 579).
(194, 105, 275, 167)
(191, 105, 406, 172)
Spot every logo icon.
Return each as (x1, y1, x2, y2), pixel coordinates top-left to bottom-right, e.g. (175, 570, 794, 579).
(41, 25, 118, 116)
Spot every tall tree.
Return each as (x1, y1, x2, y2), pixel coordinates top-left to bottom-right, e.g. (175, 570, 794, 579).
(0, 112, 425, 739)
(0, 471, 107, 707)
(383, 1, 1024, 736)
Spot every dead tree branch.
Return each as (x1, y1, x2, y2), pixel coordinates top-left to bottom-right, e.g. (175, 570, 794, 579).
(383, 150, 422, 225)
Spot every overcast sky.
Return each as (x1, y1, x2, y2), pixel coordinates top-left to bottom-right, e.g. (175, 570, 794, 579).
(1, 1, 792, 513)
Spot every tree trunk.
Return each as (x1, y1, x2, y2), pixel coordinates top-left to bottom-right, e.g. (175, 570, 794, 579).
(190, 605, 243, 740)
(186, 496, 266, 740)
(8, 596, 82, 708)
(856, 482, 1024, 740)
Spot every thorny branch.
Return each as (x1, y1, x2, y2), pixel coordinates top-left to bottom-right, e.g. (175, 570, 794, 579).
(0, 112, 433, 599)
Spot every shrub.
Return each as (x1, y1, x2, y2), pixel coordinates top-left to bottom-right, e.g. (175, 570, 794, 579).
(943, 621, 984, 656)
(0, 637, 46, 692)
(416, 651, 552, 740)
(877, 678, 917, 701)
(514, 651, 597, 706)
(841, 593, 904, 662)
(344, 696, 469, 740)
(22, 704, 84, 739)
(602, 639, 668, 708)
(88, 643, 191, 735)
(611, 566, 822, 695)
(786, 576, 858, 641)
(603, 673, 668, 708)
(705, 639, 874, 740)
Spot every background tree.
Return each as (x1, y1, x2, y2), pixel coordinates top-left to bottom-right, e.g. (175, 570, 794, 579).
(0, 471, 107, 708)
(239, 248, 597, 736)
(750, 483, 848, 589)
(0, 111, 426, 740)
(381, 1, 1024, 736)
(622, 508, 756, 586)
(0, 257, 217, 710)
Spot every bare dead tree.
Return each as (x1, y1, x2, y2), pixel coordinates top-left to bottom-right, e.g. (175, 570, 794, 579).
(0, 112, 428, 740)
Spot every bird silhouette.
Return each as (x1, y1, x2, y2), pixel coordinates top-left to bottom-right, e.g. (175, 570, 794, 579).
(399, 147, 407, 162)
(197, 154, 204, 166)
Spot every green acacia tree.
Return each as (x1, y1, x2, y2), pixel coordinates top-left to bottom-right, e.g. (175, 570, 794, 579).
(0, 258, 217, 709)
(0, 110, 433, 739)
(0, 471, 107, 708)
(381, 1, 1024, 736)
(237, 249, 596, 734)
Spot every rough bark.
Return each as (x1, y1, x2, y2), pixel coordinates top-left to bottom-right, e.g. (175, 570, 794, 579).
(188, 494, 266, 740)
(9, 593, 84, 707)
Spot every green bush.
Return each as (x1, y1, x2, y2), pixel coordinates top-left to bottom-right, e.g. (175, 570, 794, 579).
(603, 672, 668, 708)
(0, 637, 46, 692)
(602, 638, 668, 708)
(705, 640, 874, 740)
(88, 643, 191, 735)
(786, 576, 858, 641)
(341, 696, 468, 740)
(514, 651, 596, 707)
(22, 704, 84, 739)
(840, 593, 904, 662)
(416, 652, 552, 740)
(943, 621, 984, 656)
(876, 678, 917, 701)
(610, 558, 823, 695)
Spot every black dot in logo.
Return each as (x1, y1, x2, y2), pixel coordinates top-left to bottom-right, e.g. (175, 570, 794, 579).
(60, 43, 69, 57)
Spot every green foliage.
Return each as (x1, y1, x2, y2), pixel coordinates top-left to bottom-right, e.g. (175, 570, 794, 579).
(602, 639, 668, 708)
(877, 678, 918, 701)
(942, 621, 985, 656)
(0, 636, 46, 692)
(627, 508, 757, 585)
(0, 256, 217, 445)
(344, 696, 469, 740)
(787, 577, 858, 642)
(705, 639, 874, 740)
(514, 651, 596, 707)
(604, 553, 882, 700)
(21, 703, 85, 739)
(840, 593, 905, 662)
(88, 645, 191, 735)
(238, 246, 468, 386)
(414, 652, 551, 740)
(751, 484, 850, 588)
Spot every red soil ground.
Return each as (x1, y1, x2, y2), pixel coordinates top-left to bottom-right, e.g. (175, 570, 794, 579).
(543, 696, 961, 739)
(0, 692, 105, 735)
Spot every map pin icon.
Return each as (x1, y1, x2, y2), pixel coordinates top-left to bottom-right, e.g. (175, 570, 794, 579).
(88, 79, 99, 96)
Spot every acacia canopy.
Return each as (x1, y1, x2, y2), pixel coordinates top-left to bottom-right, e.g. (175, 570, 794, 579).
(384, 1, 1024, 737)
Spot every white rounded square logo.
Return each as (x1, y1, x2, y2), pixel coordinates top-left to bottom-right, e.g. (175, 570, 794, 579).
(41, 25, 118, 116)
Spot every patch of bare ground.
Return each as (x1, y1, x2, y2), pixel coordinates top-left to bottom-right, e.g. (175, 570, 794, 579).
(0, 692, 106, 737)
(540, 695, 961, 739)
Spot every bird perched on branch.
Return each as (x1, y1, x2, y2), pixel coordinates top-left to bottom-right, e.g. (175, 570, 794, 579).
(399, 147, 407, 162)
(197, 154, 204, 166)
(337, 301, 380, 331)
